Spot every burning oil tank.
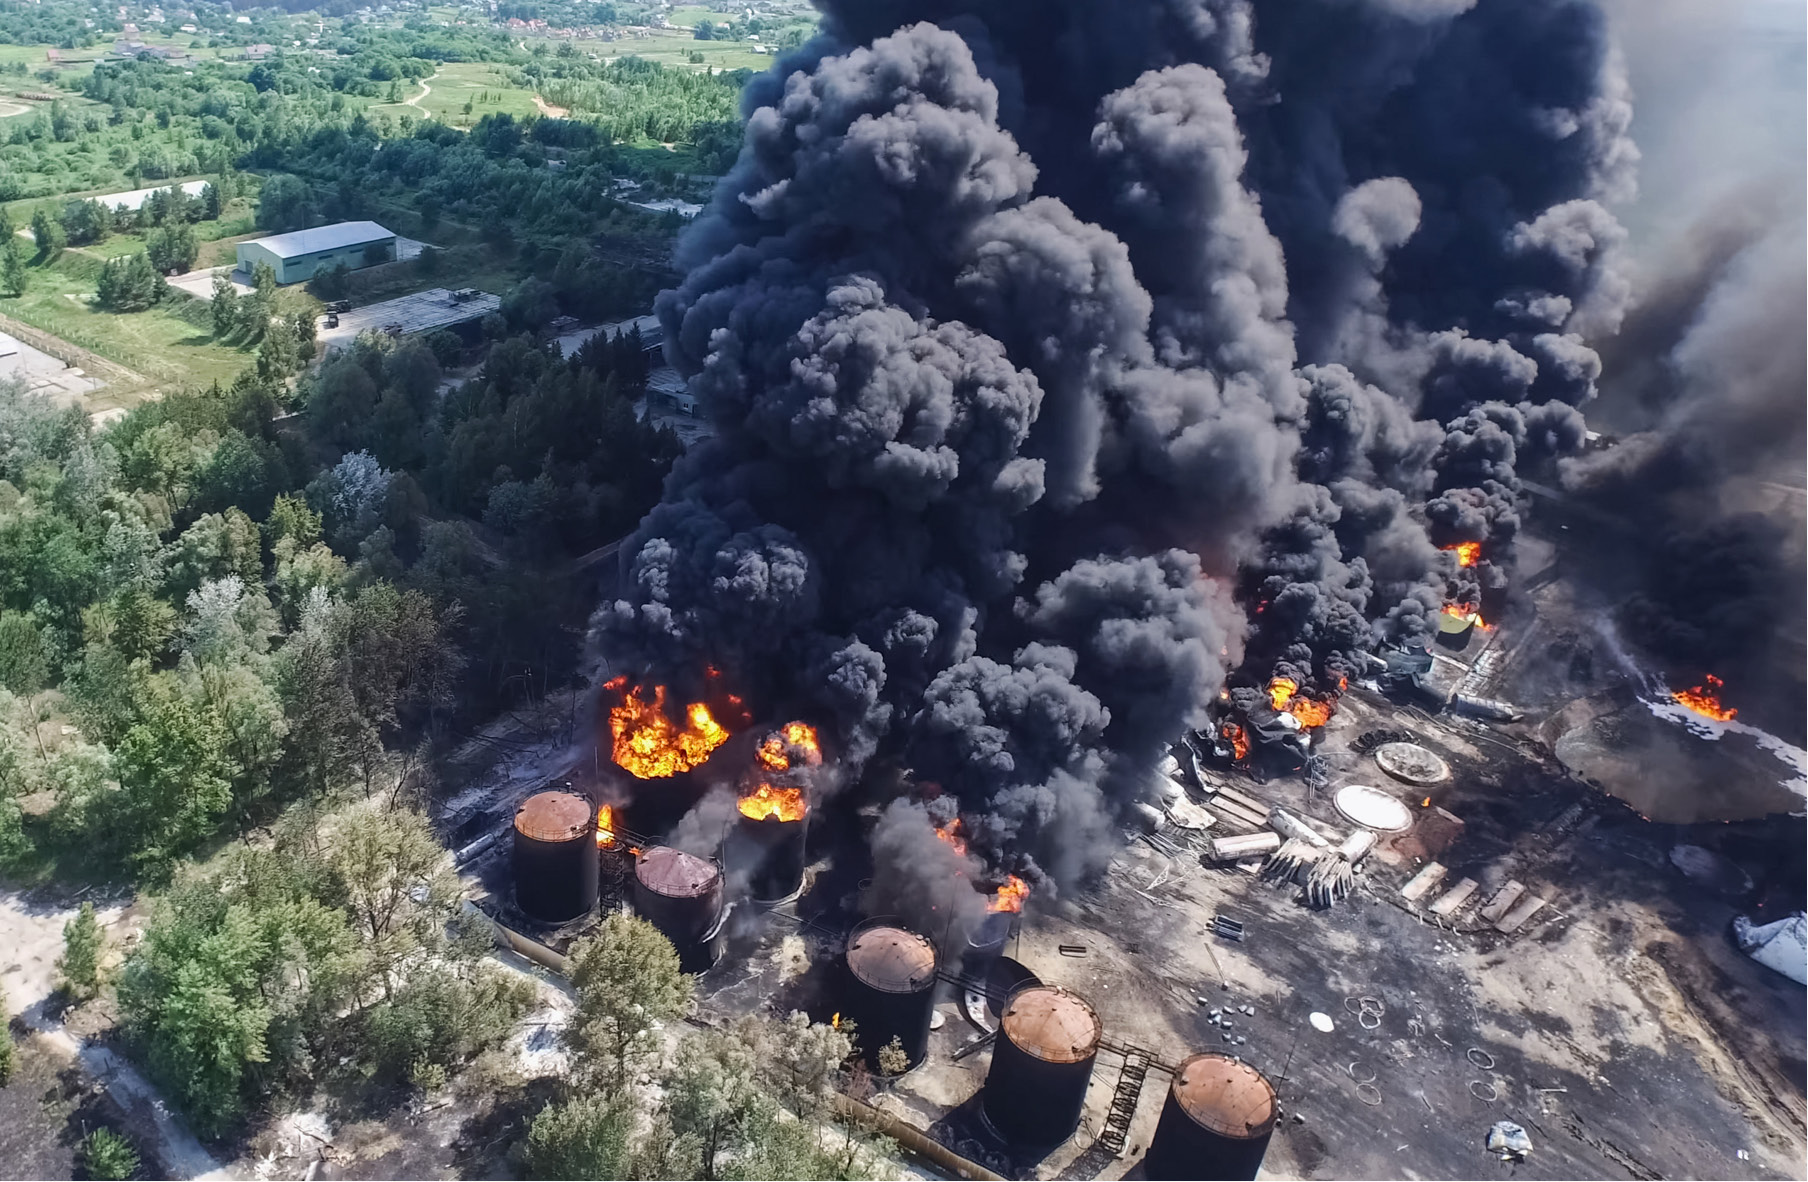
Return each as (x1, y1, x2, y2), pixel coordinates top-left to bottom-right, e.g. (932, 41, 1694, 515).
(842, 920, 939, 1073)
(962, 909, 1015, 982)
(982, 984, 1101, 1146)
(1142, 1053, 1277, 1181)
(633, 846, 724, 973)
(733, 809, 808, 902)
(513, 791, 599, 923)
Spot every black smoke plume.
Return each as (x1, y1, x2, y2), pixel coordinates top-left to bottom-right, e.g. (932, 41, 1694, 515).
(598, 0, 1643, 903)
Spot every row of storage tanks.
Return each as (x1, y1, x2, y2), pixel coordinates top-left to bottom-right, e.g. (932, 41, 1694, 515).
(513, 792, 1275, 1180)
(845, 921, 1276, 1179)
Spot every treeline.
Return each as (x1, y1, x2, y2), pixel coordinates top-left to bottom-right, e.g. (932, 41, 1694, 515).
(0, 323, 675, 885)
(524, 53, 746, 145)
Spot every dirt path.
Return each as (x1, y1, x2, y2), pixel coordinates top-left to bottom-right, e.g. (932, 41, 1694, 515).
(403, 69, 440, 111)
(0, 888, 223, 1178)
(532, 94, 569, 118)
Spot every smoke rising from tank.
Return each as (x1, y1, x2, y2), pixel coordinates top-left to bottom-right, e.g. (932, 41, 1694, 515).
(595, 0, 1716, 900)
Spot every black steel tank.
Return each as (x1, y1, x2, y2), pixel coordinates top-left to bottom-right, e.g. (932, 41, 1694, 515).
(961, 910, 1015, 983)
(842, 920, 938, 1073)
(981, 984, 1101, 1147)
(632, 846, 724, 973)
(733, 812, 809, 902)
(512, 791, 599, 923)
(1142, 1052, 1277, 1181)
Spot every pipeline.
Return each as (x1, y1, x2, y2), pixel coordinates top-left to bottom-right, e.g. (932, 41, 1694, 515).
(831, 1094, 1006, 1182)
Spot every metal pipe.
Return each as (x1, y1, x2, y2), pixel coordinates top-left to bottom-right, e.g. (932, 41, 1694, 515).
(830, 1094, 1006, 1182)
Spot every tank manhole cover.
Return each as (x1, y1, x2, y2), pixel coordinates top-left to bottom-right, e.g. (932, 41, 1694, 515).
(1374, 742, 1450, 786)
(1335, 785, 1414, 833)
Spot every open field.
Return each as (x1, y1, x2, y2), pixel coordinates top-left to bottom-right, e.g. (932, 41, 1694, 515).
(572, 30, 774, 72)
(368, 61, 542, 126)
(0, 252, 258, 411)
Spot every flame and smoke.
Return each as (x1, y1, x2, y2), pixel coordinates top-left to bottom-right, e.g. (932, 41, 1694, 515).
(1220, 721, 1250, 762)
(988, 875, 1030, 914)
(595, 803, 617, 848)
(1441, 603, 1496, 632)
(599, 0, 1642, 899)
(603, 676, 731, 779)
(1267, 676, 1335, 730)
(737, 721, 821, 821)
(1443, 541, 1482, 568)
(1672, 674, 1737, 722)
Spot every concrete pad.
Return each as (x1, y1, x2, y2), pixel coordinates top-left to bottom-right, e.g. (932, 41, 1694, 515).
(1429, 877, 1480, 916)
(1478, 879, 1527, 923)
(1495, 893, 1549, 934)
(1400, 861, 1447, 901)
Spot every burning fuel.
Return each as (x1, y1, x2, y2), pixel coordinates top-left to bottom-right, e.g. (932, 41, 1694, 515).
(1672, 675, 1737, 722)
(603, 676, 731, 779)
(1267, 676, 1335, 729)
(988, 875, 1029, 914)
(737, 783, 809, 822)
(1443, 541, 1482, 568)
(1441, 603, 1495, 632)
(737, 721, 820, 821)
(595, 803, 617, 848)
(1221, 722, 1251, 762)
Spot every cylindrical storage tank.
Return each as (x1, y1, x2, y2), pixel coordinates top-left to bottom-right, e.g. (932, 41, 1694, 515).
(1143, 1053, 1277, 1181)
(981, 985, 1101, 1146)
(633, 846, 724, 973)
(513, 791, 599, 923)
(842, 921, 938, 1073)
(733, 813, 808, 902)
(962, 910, 1014, 983)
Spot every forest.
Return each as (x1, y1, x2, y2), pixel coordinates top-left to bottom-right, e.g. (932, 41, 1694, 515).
(0, 0, 880, 1174)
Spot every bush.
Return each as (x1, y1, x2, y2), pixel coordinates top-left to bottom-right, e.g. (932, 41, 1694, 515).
(94, 253, 166, 312)
(523, 1094, 635, 1180)
(77, 1129, 139, 1181)
(59, 901, 104, 997)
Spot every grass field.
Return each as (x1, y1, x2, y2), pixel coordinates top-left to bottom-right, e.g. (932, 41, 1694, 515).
(0, 250, 258, 403)
(664, 7, 742, 28)
(369, 61, 544, 126)
(572, 30, 774, 72)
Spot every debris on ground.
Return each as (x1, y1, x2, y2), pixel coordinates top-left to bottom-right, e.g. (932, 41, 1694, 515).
(1486, 1120, 1533, 1160)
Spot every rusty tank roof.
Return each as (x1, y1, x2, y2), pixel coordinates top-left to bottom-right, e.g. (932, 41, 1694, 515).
(846, 925, 937, 993)
(1000, 985, 1101, 1064)
(514, 791, 594, 842)
(1171, 1053, 1277, 1139)
(635, 846, 720, 898)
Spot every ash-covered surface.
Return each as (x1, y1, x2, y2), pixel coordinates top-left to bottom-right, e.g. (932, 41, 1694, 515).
(678, 691, 1805, 1181)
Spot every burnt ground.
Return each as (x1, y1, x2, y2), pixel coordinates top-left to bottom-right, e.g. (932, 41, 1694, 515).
(682, 684, 1806, 1182)
(0, 1031, 136, 1181)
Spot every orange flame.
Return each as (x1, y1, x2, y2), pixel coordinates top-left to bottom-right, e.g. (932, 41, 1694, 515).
(1220, 721, 1249, 761)
(1672, 674, 1737, 722)
(595, 803, 617, 848)
(1421, 797, 1431, 808)
(1443, 540, 1482, 567)
(756, 721, 822, 771)
(738, 782, 809, 822)
(1441, 603, 1494, 631)
(988, 874, 1029, 913)
(603, 676, 731, 779)
(934, 818, 970, 857)
(1267, 676, 1333, 729)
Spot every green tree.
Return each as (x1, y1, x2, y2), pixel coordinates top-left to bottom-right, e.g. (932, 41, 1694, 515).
(95, 252, 166, 311)
(200, 180, 223, 221)
(523, 1093, 636, 1181)
(146, 221, 199, 274)
(0, 610, 51, 696)
(60, 198, 110, 245)
(329, 804, 450, 995)
(255, 173, 315, 232)
(566, 912, 693, 1095)
(111, 684, 235, 878)
(59, 901, 104, 997)
(0, 209, 25, 298)
(77, 1129, 139, 1181)
(0, 987, 12, 1085)
(30, 208, 65, 258)
(210, 271, 240, 338)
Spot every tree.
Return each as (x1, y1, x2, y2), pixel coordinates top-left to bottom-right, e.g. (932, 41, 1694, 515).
(565, 912, 693, 1094)
(210, 271, 240, 337)
(693, 21, 715, 39)
(200, 180, 223, 221)
(30, 208, 65, 258)
(0, 610, 51, 696)
(523, 1093, 636, 1180)
(146, 221, 199, 274)
(329, 804, 450, 994)
(255, 316, 299, 383)
(110, 683, 236, 878)
(95, 252, 166, 311)
(60, 198, 110, 245)
(59, 901, 104, 996)
(0, 987, 12, 1085)
(256, 173, 315, 232)
(0, 208, 24, 298)
(77, 1130, 139, 1181)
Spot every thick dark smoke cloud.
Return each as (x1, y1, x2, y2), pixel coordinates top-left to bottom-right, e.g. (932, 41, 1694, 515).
(598, 0, 1649, 902)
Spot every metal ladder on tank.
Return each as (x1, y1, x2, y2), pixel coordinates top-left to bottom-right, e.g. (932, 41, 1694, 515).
(1095, 1044, 1154, 1157)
